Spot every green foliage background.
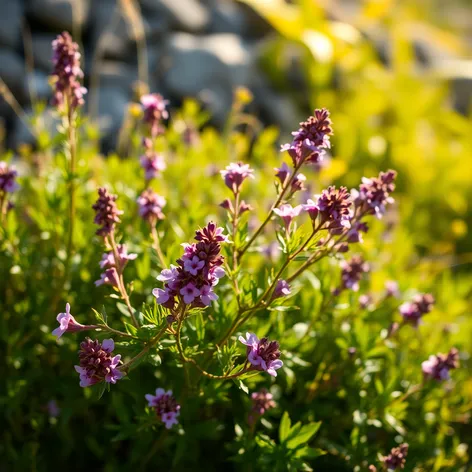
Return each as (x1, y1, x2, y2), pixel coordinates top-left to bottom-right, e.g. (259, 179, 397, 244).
(1, 1, 471, 470)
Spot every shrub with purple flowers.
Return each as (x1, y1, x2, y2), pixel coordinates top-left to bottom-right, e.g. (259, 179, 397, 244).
(0, 28, 471, 472)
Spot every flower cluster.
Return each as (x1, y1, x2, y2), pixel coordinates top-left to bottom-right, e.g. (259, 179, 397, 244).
(381, 443, 409, 470)
(220, 162, 254, 194)
(95, 245, 137, 288)
(0, 161, 19, 194)
(51, 31, 86, 110)
(92, 187, 123, 237)
(137, 189, 166, 225)
(281, 108, 333, 166)
(339, 255, 370, 292)
(422, 348, 459, 381)
(352, 170, 397, 219)
(239, 333, 283, 377)
(74, 338, 123, 388)
(141, 93, 169, 137)
(304, 186, 352, 234)
(249, 389, 276, 424)
(145, 388, 181, 429)
(153, 222, 228, 309)
(399, 293, 434, 327)
(52, 303, 96, 338)
(140, 138, 166, 181)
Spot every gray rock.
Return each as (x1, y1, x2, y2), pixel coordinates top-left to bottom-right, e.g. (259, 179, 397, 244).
(162, 33, 254, 88)
(30, 34, 56, 72)
(140, 0, 210, 33)
(206, 0, 272, 38)
(89, 0, 132, 62)
(0, 50, 27, 103)
(96, 61, 138, 91)
(26, 0, 90, 32)
(0, 0, 23, 49)
(161, 33, 255, 126)
(96, 86, 131, 152)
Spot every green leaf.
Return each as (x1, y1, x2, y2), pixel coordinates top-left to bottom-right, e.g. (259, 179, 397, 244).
(279, 411, 291, 443)
(286, 422, 321, 449)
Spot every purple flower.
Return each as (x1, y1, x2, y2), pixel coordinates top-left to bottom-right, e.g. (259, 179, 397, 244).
(422, 348, 459, 381)
(346, 221, 369, 244)
(281, 108, 333, 166)
(137, 189, 166, 224)
(275, 162, 291, 186)
(0, 161, 19, 194)
(273, 280, 291, 299)
(47, 400, 61, 418)
(92, 187, 123, 237)
(152, 222, 228, 309)
(200, 284, 218, 306)
(249, 388, 276, 424)
(359, 294, 373, 309)
(385, 280, 400, 298)
(290, 173, 306, 193)
(399, 293, 434, 327)
(220, 162, 255, 193)
(95, 267, 120, 288)
(145, 388, 181, 429)
(381, 443, 408, 470)
(352, 170, 397, 219)
(140, 152, 166, 181)
(51, 32, 86, 110)
(273, 204, 302, 230)
(184, 256, 205, 275)
(52, 303, 95, 338)
(316, 186, 352, 234)
(340, 255, 370, 291)
(251, 389, 276, 415)
(99, 244, 137, 270)
(180, 283, 201, 304)
(141, 93, 169, 137)
(239, 332, 283, 377)
(302, 199, 319, 221)
(74, 338, 123, 388)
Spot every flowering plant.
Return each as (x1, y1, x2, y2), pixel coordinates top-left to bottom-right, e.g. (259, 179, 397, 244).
(0, 31, 470, 472)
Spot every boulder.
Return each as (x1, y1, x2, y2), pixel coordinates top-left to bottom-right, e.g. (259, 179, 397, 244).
(26, 0, 90, 32)
(0, 0, 23, 50)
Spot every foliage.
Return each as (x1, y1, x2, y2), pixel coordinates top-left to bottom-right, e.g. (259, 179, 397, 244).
(1, 4, 472, 471)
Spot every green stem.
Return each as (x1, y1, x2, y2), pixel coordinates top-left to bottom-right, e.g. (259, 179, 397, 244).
(151, 225, 167, 268)
(175, 315, 251, 380)
(238, 160, 304, 259)
(109, 233, 139, 328)
(120, 325, 168, 372)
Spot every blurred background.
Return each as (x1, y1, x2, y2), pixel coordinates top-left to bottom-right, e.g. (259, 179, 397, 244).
(0, 0, 471, 149)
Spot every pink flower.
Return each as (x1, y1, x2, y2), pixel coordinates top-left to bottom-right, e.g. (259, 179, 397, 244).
(52, 303, 95, 338)
(141, 93, 169, 137)
(220, 162, 254, 193)
(273, 204, 302, 230)
(145, 388, 181, 429)
(180, 283, 201, 304)
(140, 153, 166, 181)
(239, 332, 283, 377)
